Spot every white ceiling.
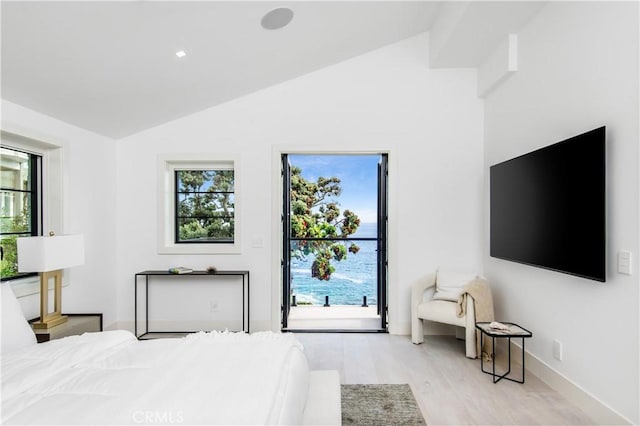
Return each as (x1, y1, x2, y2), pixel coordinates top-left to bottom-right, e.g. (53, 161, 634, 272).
(1, 1, 543, 139)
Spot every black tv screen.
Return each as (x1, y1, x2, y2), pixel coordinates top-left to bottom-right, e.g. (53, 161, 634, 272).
(490, 126, 606, 282)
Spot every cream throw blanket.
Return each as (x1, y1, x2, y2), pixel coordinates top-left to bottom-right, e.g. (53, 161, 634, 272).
(457, 278, 495, 360)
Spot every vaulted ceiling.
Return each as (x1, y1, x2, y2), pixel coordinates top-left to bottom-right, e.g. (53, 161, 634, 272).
(1, 1, 545, 139)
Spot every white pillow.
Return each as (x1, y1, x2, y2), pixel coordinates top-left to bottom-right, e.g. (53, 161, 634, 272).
(432, 270, 478, 302)
(1, 284, 37, 354)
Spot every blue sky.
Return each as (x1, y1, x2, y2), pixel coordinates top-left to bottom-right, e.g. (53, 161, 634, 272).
(289, 154, 380, 223)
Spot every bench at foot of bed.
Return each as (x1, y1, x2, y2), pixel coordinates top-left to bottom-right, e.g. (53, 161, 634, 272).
(303, 370, 341, 425)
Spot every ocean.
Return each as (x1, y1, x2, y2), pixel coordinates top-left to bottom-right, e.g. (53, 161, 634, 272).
(290, 222, 378, 306)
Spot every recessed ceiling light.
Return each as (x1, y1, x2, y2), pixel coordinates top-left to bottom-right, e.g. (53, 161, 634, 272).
(261, 7, 294, 30)
(175, 50, 187, 58)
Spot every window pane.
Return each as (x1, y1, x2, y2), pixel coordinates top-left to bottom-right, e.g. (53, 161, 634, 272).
(177, 193, 235, 218)
(0, 148, 31, 191)
(1, 233, 30, 279)
(175, 169, 235, 244)
(289, 239, 377, 305)
(0, 191, 31, 233)
(176, 170, 235, 192)
(177, 217, 234, 243)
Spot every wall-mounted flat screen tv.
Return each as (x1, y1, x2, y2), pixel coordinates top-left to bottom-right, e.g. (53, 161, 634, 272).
(490, 126, 606, 282)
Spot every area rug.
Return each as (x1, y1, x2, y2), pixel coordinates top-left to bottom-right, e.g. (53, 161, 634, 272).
(341, 384, 426, 425)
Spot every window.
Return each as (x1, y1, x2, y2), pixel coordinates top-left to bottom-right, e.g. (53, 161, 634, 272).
(158, 155, 240, 254)
(0, 131, 62, 296)
(175, 169, 235, 244)
(0, 147, 42, 281)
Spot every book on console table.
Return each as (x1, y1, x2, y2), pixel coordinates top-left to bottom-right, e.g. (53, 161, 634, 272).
(168, 267, 193, 274)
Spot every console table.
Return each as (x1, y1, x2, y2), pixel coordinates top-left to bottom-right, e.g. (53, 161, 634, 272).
(134, 270, 250, 339)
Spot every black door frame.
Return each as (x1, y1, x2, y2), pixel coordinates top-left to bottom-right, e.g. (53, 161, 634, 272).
(377, 153, 388, 330)
(281, 155, 292, 328)
(281, 153, 388, 331)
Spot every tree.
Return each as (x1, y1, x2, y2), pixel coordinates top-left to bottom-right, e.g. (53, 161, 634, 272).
(290, 166, 360, 280)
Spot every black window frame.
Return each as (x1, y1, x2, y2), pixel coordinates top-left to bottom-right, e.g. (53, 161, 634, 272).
(174, 169, 235, 244)
(0, 147, 42, 281)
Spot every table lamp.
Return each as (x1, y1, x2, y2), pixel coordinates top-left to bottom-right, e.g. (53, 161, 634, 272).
(17, 233, 85, 329)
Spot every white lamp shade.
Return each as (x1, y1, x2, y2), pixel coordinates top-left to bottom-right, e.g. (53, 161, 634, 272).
(17, 234, 85, 272)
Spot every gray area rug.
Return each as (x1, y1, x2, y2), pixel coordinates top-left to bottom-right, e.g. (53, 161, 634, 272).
(341, 384, 426, 425)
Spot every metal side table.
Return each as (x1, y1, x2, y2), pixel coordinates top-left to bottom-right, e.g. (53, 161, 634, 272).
(476, 322, 533, 384)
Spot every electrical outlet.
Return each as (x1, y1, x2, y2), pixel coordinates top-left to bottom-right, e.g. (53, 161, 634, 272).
(553, 339, 563, 361)
(251, 235, 264, 248)
(209, 300, 219, 313)
(618, 251, 632, 275)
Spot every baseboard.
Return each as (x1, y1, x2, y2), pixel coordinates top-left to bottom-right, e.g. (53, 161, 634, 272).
(103, 321, 123, 331)
(392, 320, 456, 336)
(510, 342, 631, 425)
(389, 320, 410, 335)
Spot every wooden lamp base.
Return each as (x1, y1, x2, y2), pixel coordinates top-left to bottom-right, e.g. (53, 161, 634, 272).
(32, 269, 68, 330)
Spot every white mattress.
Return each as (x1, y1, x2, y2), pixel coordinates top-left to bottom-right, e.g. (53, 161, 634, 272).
(1, 330, 310, 425)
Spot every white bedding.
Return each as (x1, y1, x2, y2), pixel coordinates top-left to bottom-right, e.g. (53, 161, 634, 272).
(1, 330, 310, 425)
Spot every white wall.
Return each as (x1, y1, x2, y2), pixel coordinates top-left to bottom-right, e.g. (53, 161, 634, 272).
(482, 2, 639, 424)
(1, 100, 119, 326)
(115, 33, 484, 334)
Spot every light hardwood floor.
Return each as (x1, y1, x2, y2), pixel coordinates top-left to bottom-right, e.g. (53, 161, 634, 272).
(295, 333, 595, 425)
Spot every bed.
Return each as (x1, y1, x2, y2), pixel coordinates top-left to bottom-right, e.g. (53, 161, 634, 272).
(1, 285, 341, 425)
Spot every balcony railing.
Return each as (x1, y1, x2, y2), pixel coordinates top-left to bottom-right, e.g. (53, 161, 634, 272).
(289, 238, 378, 306)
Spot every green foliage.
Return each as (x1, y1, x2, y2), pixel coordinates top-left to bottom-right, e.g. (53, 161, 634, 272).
(0, 236, 18, 279)
(290, 166, 360, 281)
(177, 170, 235, 242)
(311, 250, 335, 281)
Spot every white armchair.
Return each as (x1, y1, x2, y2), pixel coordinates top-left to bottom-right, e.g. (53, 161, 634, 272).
(411, 271, 480, 359)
